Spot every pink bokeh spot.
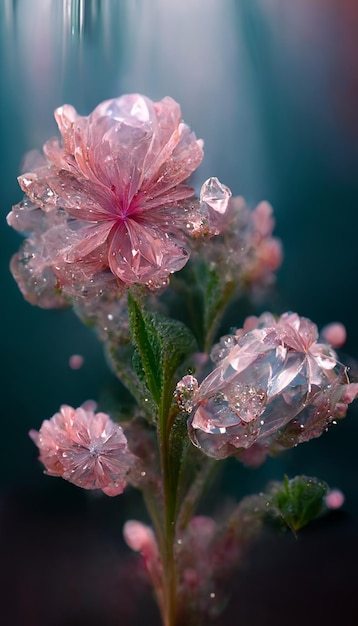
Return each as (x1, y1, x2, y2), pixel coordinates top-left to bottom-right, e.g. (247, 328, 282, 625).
(321, 322, 347, 348)
(69, 354, 84, 370)
(325, 489, 345, 509)
(29, 404, 136, 495)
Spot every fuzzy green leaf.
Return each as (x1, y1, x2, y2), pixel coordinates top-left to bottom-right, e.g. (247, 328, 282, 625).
(265, 475, 329, 534)
(127, 291, 197, 423)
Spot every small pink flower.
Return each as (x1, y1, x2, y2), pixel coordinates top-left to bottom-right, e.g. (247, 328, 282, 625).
(29, 404, 136, 495)
(7, 95, 232, 304)
(177, 312, 358, 460)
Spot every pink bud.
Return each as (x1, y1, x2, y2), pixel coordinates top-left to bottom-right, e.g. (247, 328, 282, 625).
(123, 521, 162, 591)
(123, 521, 157, 557)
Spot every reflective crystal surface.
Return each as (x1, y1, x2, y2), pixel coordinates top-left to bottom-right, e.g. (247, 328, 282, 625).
(179, 312, 358, 460)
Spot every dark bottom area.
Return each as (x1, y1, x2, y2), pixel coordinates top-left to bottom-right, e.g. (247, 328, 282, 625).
(1, 483, 357, 626)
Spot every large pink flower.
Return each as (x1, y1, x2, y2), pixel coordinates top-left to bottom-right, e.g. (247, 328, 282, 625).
(176, 312, 358, 460)
(7, 94, 221, 303)
(29, 404, 136, 496)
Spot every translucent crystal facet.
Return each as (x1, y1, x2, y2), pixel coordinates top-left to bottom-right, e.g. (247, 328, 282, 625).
(179, 312, 358, 461)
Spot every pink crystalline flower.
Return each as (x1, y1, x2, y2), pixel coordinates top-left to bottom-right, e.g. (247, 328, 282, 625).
(29, 404, 136, 495)
(7, 94, 231, 305)
(176, 312, 358, 461)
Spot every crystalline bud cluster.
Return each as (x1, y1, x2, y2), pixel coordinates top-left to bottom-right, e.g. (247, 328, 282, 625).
(176, 312, 358, 461)
(7, 94, 231, 307)
(29, 404, 137, 495)
(188, 194, 283, 292)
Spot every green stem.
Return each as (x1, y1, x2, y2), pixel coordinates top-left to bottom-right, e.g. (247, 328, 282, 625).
(203, 279, 235, 354)
(177, 456, 219, 534)
(159, 427, 178, 626)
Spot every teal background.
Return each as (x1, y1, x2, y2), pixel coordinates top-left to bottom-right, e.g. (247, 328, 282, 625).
(1, 1, 358, 624)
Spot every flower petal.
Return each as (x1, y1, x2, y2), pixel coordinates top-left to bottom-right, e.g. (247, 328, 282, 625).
(108, 219, 189, 284)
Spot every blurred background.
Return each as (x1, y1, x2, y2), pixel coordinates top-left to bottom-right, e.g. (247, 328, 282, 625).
(1, 1, 358, 624)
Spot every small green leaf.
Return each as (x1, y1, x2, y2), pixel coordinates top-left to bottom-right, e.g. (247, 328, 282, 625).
(265, 475, 329, 534)
(127, 292, 162, 405)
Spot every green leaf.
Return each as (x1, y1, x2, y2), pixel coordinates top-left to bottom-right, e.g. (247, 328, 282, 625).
(127, 291, 197, 424)
(265, 475, 329, 534)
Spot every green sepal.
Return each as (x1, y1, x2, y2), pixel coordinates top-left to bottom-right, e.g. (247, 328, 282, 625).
(264, 474, 329, 534)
